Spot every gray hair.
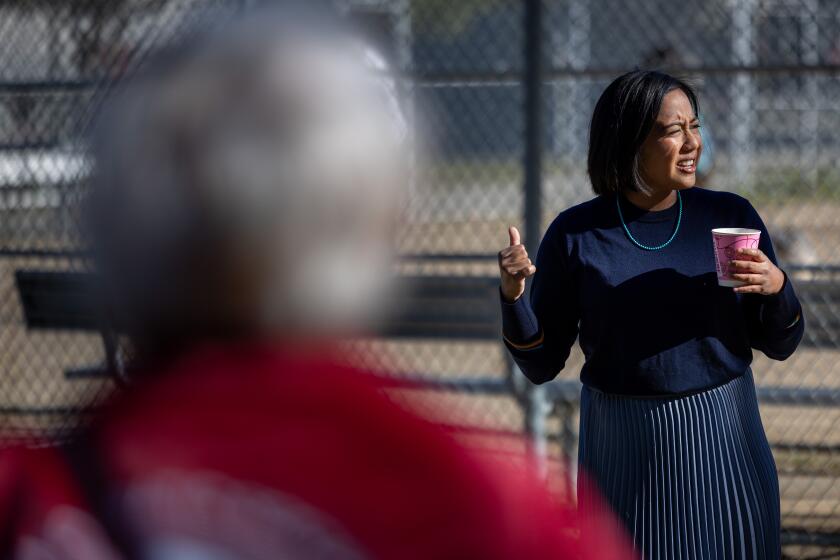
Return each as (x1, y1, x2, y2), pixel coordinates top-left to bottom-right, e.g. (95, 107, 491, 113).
(88, 6, 408, 359)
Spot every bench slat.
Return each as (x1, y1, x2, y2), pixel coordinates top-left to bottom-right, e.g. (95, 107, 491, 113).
(15, 270, 102, 331)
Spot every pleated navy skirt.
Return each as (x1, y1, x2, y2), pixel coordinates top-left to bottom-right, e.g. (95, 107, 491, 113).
(578, 370, 781, 560)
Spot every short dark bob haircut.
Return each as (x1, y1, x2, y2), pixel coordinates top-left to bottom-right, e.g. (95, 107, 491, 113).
(587, 70, 699, 196)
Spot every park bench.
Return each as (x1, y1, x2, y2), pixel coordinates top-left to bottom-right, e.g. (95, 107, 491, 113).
(15, 269, 123, 383)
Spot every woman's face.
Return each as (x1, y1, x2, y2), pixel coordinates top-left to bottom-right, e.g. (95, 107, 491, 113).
(638, 88, 702, 193)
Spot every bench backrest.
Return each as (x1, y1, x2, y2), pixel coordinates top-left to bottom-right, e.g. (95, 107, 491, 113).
(17, 269, 840, 349)
(377, 275, 502, 340)
(797, 281, 840, 348)
(15, 270, 103, 331)
(16, 270, 505, 341)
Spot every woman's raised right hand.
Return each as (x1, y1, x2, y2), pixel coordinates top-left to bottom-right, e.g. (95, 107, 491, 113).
(498, 226, 536, 303)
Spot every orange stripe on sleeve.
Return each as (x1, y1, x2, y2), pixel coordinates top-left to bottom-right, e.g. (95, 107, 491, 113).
(503, 330, 545, 350)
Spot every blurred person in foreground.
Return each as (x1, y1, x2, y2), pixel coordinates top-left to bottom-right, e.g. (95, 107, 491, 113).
(0, 6, 631, 560)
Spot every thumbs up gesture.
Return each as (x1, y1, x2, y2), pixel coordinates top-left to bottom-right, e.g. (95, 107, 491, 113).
(498, 226, 536, 303)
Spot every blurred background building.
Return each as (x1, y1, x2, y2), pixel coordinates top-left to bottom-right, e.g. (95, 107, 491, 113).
(1, 0, 839, 557)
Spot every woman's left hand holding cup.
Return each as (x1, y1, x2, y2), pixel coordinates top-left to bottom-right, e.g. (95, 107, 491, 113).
(729, 248, 785, 295)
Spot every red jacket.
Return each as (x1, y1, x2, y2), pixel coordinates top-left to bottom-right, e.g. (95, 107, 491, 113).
(0, 342, 632, 559)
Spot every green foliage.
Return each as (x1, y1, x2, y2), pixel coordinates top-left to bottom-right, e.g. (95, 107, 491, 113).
(411, 0, 510, 36)
(737, 166, 840, 205)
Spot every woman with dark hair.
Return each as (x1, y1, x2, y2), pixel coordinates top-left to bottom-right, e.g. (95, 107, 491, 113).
(498, 70, 803, 559)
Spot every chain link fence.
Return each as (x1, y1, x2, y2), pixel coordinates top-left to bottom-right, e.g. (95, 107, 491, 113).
(1, 0, 839, 557)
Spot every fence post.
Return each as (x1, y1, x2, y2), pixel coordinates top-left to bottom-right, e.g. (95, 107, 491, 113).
(730, 0, 755, 190)
(522, 0, 548, 475)
(526, 384, 551, 477)
(524, 1, 542, 251)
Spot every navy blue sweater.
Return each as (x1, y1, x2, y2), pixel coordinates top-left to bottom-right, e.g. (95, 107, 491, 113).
(501, 186, 804, 396)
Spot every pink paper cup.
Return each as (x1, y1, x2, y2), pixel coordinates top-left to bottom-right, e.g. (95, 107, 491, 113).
(712, 228, 761, 287)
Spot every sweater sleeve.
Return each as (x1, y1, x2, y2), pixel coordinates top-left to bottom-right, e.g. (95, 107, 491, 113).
(500, 222, 580, 384)
(741, 201, 805, 361)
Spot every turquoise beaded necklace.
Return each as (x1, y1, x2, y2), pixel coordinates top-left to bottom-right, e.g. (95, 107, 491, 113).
(616, 190, 682, 251)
